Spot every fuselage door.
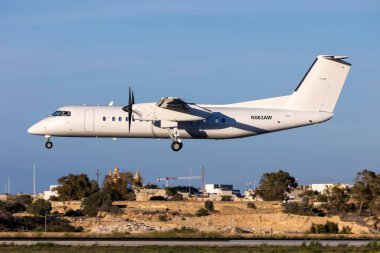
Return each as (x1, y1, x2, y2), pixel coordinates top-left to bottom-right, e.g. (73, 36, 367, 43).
(84, 110, 94, 132)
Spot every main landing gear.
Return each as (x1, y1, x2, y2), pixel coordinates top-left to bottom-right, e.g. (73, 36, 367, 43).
(166, 128, 183, 152)
(45, 136, 53, 149)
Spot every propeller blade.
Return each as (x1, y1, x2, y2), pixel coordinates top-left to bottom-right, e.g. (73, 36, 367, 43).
(128, 110, 132, 132)
(123, 86, 134, 132)
(128, 87, 132, 107)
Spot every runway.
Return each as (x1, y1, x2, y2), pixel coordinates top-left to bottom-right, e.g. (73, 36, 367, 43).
(0, 238, 374, 247)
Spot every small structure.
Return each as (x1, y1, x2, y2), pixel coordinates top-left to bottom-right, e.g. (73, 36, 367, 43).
(134, 169, 143, 186)
(43, 185, 59, 200)
(134, 188, 168, 201)
(310, 183, 352, 194)
(108, 167, 122, 183)
(205, 184, 241, 200)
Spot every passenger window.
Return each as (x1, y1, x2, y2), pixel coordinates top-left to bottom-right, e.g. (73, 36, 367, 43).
(103, 117, 106, 121)
(203, 119, 207, 123)
(215, 119, 219, 123)
(119, 117, 122, 122)
(126, 117, 129, 122)
(222, 118, 226, 123)
(112, 117, 115, 121)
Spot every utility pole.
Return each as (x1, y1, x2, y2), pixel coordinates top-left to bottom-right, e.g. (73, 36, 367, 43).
(33, 163, 36, 196)
(7, 177, 10, 194)
(189, 168, 192, 194)
(201, 166, 205, 200)
(44, 211, 47, 232)
(96, 169, 102, 186)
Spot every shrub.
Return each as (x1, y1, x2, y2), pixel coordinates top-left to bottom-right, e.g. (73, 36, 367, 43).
(172, 193, 183, 201)
(341, 226, 352, 234)
(221, 196, 232, 201)
(0, 201, 26, 213)
(195, 208, 210, 217)
(26, 199, 52, 216)
(284, 202, 325, 217)
(247, 202, 256, 209)
(205, 200, 214, 212)
(158, 214, 167, 222)
(310, 221, 339, 234)
(150, 196, 166, 201)
(0, 215, 81, 232)
(64, 209, 83, 217)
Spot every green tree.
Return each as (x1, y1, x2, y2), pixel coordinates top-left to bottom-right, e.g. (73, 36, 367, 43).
(26, 199, 52, 216)
(352, 169, 379, 215)
(82, 191, 118, 217)
(255, 170, 298, 201)
(103, 171, 135, 201)
(325, 185, 355, 214)
(57, 173, 99, 201)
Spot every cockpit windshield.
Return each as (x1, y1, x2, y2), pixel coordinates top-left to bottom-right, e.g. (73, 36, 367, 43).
(51, 111, 71, 116)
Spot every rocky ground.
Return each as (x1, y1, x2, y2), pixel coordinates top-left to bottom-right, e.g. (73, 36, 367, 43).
(67, 207, 376, 235)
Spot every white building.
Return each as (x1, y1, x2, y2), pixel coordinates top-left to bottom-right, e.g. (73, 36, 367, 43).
(205, 184, 240, 199)
(311, 183, 352, 194)
(43, 185, 59, 200)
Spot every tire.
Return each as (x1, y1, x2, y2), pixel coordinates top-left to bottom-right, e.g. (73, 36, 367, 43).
(171, 141, 182, 152)
(45, 141, 53, 149)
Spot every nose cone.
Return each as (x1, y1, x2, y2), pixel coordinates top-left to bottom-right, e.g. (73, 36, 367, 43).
(28, 121, 45, 135)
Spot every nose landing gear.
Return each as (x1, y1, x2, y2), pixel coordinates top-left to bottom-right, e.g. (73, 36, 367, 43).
(45, 141, 53, 149)
(171, 141, 183, 152)
(45, 136, 53, 149)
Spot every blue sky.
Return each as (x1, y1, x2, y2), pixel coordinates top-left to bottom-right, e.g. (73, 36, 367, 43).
(0, 0, 379, 194)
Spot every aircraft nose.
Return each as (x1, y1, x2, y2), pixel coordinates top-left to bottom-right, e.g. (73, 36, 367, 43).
(27, 122, 45, 135)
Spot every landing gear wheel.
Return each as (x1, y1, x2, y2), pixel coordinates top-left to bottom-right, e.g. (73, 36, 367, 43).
(45, 141, 53, 149)
(171, 141, 183, 152)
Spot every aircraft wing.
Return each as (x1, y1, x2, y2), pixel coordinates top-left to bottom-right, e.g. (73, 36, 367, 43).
(133, 97, 212, 122)
(153, 97, 212, 121)
(156, 97, 190, 110)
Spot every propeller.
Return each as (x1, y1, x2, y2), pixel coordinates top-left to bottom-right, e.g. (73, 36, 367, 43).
(122, 87, 135, 132)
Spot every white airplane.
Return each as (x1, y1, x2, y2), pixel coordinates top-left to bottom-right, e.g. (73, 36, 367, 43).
(28, 55, 351, 152)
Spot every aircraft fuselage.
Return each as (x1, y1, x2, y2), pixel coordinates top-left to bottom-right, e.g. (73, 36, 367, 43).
(28, 104, 333, 140)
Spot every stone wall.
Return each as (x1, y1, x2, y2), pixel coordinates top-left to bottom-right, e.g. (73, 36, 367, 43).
(134, 189, 167, 201)
(50, 201, 82, 213)
(112, 201, 282, 214)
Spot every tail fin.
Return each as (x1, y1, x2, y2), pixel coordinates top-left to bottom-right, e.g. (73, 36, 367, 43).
(285, 55, 351, 112)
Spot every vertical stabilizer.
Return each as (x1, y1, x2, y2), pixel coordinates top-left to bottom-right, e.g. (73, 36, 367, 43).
(285, 55, 351, 112)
